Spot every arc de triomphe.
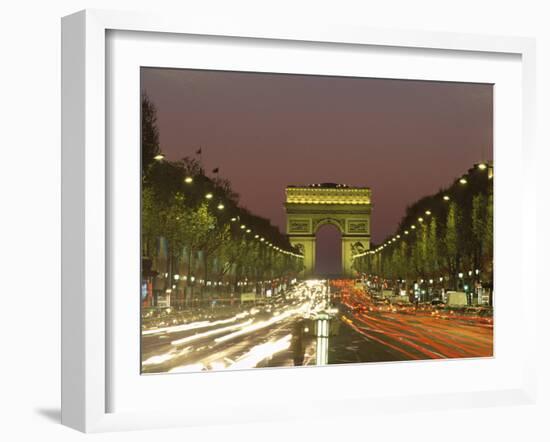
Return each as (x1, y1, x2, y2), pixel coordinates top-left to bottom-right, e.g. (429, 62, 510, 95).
(284, 183, 371, 277)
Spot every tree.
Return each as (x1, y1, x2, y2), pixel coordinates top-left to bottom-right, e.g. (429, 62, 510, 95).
(483, 192, 493, 276)
(426, 217, 439, 276)
(179, 202, 214, 282)
(141, 186, 160, 258)
(160, 192, 189, 280)
(471, 193, 487, 274)
(443, 202, 461, 288)
(141, 93, 161, 175)
(199, 220, 231, 290)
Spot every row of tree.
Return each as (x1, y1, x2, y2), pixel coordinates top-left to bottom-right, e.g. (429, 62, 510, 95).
(141, 94, 303, 304)
(353, 164, 493, 291)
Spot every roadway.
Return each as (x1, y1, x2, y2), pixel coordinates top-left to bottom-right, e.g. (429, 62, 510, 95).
(141, 280, 493, 374)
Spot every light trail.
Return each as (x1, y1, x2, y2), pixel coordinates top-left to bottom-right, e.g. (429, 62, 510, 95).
(142, 311, 250, 336)
(215, 304, 307, 343)
(170, 320, 253, 346)
(168, 363, 205, 373)
(142, 346, 192, 366)
(346, 309, 492, 359)
(228, 335, 292, 369)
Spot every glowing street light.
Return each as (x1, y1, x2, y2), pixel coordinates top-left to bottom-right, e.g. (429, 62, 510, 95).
(443, 195, 450, 201)
(478, 163, 487, 170)
(217, 203, 225, 210)
(459, 177, 467, 184)
(418, 217, 424, 222)
(184, 176, 193, 184)
(425, 210, 431, 215)
(153, 153, 165, 161)
(240, 224, 246, 230)
(230, 217, 237, 222)
(205, 193, 213, 199)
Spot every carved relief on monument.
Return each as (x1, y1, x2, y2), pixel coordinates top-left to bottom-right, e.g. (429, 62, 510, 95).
(351, 241, 366, 256)
(288, 219, 311, 233)
(294, 243, 305, 255)
(347, 219, 369, 234)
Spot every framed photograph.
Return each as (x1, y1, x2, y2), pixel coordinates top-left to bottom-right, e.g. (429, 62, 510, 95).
(61, 9, 537, 432)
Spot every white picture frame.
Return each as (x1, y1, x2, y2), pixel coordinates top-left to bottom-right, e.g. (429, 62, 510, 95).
(61, 9, 537, 433)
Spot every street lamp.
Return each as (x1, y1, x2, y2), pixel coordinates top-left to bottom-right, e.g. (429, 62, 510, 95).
(240, 224, 246, 230)
(217, 203, 225, 210)
(459, 177, 467, 184)
(478, 163, 487, 170)
(153, 153, 165, 161)
(425, 210, 431, 215)
(230, 217, 237, 222)
(205, 192, 213, 199)
(184, 176, 193, 184)
(443, 195, 450, 201)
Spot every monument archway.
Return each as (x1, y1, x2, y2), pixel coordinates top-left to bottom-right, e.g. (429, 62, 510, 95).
(285, 183, 371, 277)
(315, 223, 342, 275)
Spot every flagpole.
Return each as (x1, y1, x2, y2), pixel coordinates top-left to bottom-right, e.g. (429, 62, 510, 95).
(195, 146, 203, 172)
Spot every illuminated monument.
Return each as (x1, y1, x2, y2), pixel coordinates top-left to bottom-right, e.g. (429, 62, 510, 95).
(285, 183, 371, 277)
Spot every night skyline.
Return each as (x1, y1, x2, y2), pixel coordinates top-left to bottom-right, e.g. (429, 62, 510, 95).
(141, 67, 493, 261)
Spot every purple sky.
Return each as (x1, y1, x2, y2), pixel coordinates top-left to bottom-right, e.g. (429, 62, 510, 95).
(141, 68, 492, 273)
